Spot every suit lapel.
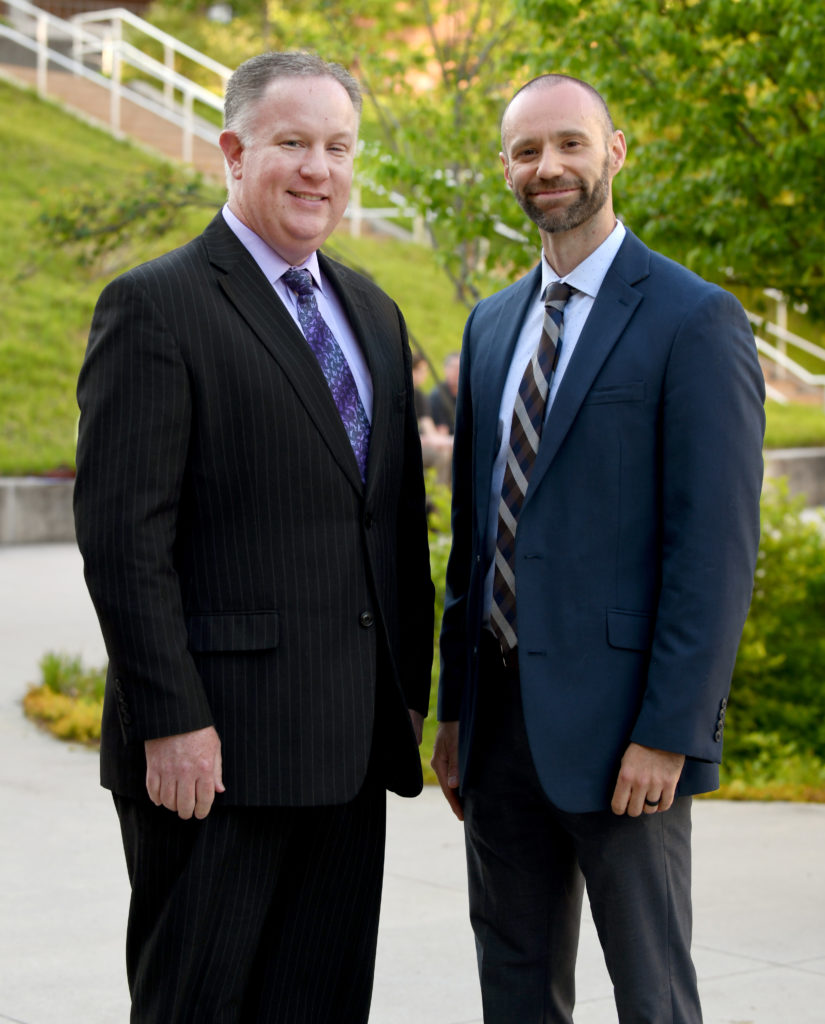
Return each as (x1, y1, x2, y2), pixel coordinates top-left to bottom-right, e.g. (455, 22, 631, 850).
(524, 231, 650, 506)
(474, 267, 541, 541)
(203, 216, 363, 494)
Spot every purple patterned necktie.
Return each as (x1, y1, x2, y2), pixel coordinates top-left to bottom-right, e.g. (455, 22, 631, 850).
(282, 268, 371, 482)
(491, 281, 575, 653)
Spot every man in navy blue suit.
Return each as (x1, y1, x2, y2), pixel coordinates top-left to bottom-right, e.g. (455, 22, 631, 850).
(433, 74, 765, 1022)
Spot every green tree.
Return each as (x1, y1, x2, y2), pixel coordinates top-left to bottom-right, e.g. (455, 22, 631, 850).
(327, 0, 536, 306)
(515, 0, 825, 319)
(146, 0, 542, 306)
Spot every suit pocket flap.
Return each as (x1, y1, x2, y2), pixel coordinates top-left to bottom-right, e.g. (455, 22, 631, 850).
(607, 608, 654, 651)
(584, 381, 645, 405)
(186, 611, 279, 652)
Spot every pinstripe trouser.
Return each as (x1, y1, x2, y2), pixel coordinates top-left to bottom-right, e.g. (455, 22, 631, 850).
(113, 771, 385, 1024)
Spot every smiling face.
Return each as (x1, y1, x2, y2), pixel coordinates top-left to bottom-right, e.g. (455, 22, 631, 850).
(500, 79, 625, 242)
(220, 75, 358, 265)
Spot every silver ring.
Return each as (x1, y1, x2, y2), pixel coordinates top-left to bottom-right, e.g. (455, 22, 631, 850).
(644, 797, 660, 807)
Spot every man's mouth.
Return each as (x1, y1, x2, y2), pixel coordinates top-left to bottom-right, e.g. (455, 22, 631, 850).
(529, 181, 580, 198)
(289, 191, 325, 202)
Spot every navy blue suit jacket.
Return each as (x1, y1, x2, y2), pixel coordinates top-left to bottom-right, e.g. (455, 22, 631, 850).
(439, 229, 765, 813)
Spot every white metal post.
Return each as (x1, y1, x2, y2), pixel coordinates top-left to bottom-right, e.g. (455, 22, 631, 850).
(182, 90, 193, 163)
(35, 13, 48, 97)
(110, 48, 121, 135)
(164, 42, 174, 107)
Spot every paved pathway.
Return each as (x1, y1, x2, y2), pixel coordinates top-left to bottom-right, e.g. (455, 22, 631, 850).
(1, 543, 824, 1022)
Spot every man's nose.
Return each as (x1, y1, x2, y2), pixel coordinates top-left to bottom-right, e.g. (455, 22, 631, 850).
(536, 145, 564, 179)
(300, 145, 330, 178)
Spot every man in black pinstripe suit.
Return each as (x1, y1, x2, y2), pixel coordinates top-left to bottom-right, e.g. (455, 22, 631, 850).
(74, 51, 434, 1023)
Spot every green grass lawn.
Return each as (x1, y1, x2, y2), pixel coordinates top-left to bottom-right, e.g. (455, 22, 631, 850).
(0, 81, 217, 473)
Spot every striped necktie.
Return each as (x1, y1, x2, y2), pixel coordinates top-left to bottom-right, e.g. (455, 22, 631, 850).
(282, 268, 370, 483)
(490, 281, 575, 654)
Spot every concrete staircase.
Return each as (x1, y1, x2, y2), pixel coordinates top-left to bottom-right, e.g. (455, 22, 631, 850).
(0, 0, 228, 179)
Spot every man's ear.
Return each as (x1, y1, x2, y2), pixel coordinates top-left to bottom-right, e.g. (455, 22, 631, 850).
(500, 151, 513, 190)
(608, 129, 627, 180)
(219, 130, 244, 179)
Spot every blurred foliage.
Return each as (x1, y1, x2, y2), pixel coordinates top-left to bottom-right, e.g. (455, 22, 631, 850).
(147, 0, 538, 306)
(0, 80, 216, 475)
(38, 166, 222, 269)
(22, 652, 107, 746)
(146, 0, 825, 315)
(713, 480, 825, 800)
(516, 0, 825, 320)
(762, 401, 825, 449)
(421, 471, 453, 783)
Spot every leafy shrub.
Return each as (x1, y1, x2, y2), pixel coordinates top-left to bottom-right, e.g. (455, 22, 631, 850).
(23, 652, 105, 746)
(721, 479, 825, 799)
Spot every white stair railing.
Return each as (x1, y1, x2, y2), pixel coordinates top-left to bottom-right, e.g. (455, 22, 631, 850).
(0, 0, 229, 161)
(746, 301, 825, 410)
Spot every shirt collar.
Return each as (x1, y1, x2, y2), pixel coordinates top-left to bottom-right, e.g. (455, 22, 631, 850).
(540, 220, 627, 300)
(221, 203, 324, 291)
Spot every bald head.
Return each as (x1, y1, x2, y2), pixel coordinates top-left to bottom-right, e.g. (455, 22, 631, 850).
(501, 74, 614, 154)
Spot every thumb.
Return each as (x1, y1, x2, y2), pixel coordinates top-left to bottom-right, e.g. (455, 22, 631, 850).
(214, 744, 226, 794)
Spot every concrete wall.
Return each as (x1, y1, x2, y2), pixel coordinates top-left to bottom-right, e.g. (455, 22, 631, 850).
(0, 478, 75, 544)
(1, 448, 823, 544)
(763, 448, 825, 507)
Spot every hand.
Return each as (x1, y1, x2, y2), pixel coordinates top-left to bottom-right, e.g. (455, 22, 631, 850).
(145, 725, 225, 820)
(431, 721, 463, 821)
(408, 709, 424, 746)
(610, 742, 685, 817)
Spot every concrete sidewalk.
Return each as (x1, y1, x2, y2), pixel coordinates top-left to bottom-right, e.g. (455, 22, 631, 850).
(1, 543, 824, 1023)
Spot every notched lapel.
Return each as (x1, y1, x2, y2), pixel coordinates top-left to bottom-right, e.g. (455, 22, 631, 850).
(526, 248, 647, 503)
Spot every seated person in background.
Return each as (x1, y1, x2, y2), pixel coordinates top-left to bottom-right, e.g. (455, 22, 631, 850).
(429, 352, 460, 434)
(412, 351, 437, 436)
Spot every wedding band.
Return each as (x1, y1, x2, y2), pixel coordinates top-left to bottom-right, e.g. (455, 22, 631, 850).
(644, 797, 660, 806)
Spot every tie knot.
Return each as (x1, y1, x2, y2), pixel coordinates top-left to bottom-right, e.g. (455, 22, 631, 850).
(543, 281, 575, 310)
(282, 268, 314, 298)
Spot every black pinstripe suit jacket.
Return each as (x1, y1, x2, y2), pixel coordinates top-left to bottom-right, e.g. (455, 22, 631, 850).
(74, 212, 434, 807)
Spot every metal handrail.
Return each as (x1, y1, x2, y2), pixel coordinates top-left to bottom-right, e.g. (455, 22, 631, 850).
(0, 0, 224, 160)
(753, 336, 825, 387)
(71, 6, 232, 86)
(749, 314, 825, 364)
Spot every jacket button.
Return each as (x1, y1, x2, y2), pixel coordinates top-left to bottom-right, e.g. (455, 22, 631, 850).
(359, 611, 375, 628)
(714, 729, 722, 741)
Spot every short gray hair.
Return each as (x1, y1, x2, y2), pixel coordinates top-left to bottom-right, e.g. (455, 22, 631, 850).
(224, 51, 362, 144)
